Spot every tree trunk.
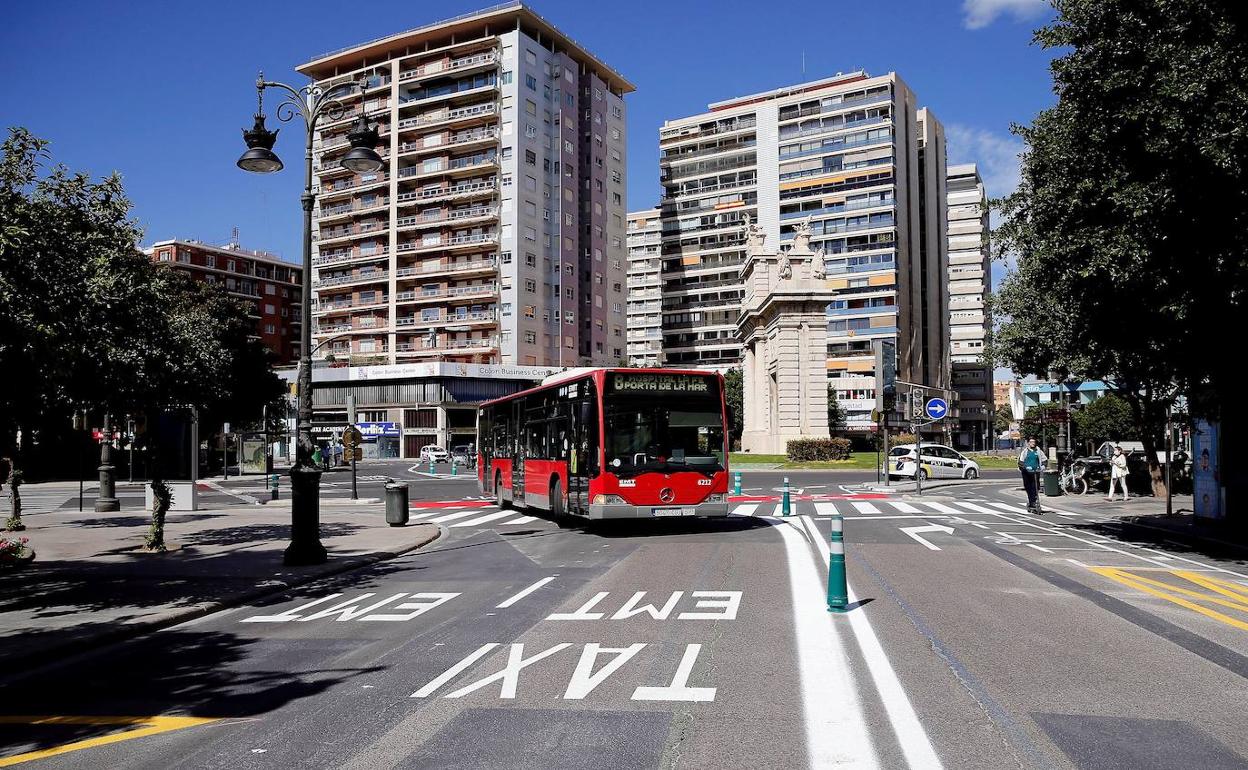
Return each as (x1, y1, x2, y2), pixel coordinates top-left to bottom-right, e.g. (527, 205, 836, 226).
(3, 456, 23, 532)
(144, 435, 170, 551)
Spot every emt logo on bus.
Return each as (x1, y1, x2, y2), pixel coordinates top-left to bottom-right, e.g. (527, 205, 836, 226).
(610, 374, 710, 393)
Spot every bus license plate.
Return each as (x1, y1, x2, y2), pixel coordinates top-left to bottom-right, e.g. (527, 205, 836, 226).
(653, 507, 696, 517)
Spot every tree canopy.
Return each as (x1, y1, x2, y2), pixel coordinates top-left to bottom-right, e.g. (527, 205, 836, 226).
(0, 128, 285, 473)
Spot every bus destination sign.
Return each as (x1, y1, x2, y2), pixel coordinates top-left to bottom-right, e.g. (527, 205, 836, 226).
(611, 373, 710, 393)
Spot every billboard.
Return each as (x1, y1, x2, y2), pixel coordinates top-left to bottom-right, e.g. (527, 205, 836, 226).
(1192, 418, 1221, 519)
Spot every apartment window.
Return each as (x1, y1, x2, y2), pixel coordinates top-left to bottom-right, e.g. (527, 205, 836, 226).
(525, 99, 537, 116)
(204, 255, 216, 268)
(501, 71, 513, 85)
(524, 279, 536, 293)
(525, 74, 537, 90)
(525, 49, 537, 65)
(564, 140, 574, 155)
(611, 104, 623, 119)
(593, 87, 602, 101)
(525, 150, 536, 166)
(525, 252, 537, 267)
(525, 123, 537, 138)
(158, 249, 171, 261)
(501, 147, 513, 160)
(502, 173, 513, 187)
(178, 251, 191, 264)
(610, 127, 620, 140)
(524, 201, 536, 217)
(524, 174, 537, 191)
(500, 251, 513, 264)
(611, 169, 621, 184)
(523, 305, 536, 318)
(564, 287, 574, 299)
(264, 323, 276, 334)
(265, 284, 276, 295)
(502, 302, 512, 315)
(264, 303, 276, 314)
(524, 330, 537, 344)
(523, 226, 536, 241)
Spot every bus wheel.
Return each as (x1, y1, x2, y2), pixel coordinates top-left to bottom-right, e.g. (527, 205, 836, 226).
(496, 472, 510, 510)
(551, 479, 574, 528)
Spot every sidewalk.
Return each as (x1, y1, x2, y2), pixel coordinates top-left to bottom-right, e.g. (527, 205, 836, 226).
(1000, 485, 1248, 558)
(0, 499, 439, 670)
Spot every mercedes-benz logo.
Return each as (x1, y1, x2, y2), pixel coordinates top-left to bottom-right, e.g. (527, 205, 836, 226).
(659, 488, 675, 503)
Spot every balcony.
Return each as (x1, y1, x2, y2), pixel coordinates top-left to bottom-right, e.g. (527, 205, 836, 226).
(661, 116, 757, 146)
(398, 153, 497, 181)
(396, 231, 498, 255)
(316, 221, 387, 245)
(395, 257, 497, 280)
(313, 295, 389, 314)
(317, 197, 390, 223)
(395, 309, 496, 329)
(314, 316, 390, 334)
(394, 283, 498, 304)
(397, 101, 498, 132)
(396, 177, 497, 205)
(320, 100, 392, 132)
(397, 127, 499, 158)
(313, 269, 389, 289)
(313, 248, 389, 268)
(399, 79, 498, 109)
(396, 205, 498, 231)
(395, 336, 499, 355)
(781, 197, 894, 220)
(318, 173, 389, 201)
(399, 50, 498, 83)
(661, 139, 758, 167)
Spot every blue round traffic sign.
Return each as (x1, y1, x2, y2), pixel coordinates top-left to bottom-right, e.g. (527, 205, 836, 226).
(925, 397, 948, 420)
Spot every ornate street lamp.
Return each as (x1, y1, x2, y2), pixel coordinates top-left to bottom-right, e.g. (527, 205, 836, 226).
(237, 71, 382, 565)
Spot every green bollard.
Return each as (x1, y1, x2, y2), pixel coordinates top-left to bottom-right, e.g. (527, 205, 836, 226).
(429, 457, 435, 474)
(270, 474, 279, 501)
(782, 476, 791, 517)
(827, 512, 849, 612)
(451, 459, 458, 476)
(733, 471, 741, 496)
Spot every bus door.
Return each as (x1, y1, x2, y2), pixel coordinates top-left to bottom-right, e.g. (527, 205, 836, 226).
(511, 400, 526, 505)
(566, 399, 587, 515)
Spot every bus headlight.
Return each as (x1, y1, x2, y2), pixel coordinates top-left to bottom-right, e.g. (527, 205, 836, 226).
(706, 493, 726, 503)
(592, 494, 627, 505)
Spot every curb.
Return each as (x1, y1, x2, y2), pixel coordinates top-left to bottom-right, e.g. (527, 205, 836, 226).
(0, 527, 442, 679)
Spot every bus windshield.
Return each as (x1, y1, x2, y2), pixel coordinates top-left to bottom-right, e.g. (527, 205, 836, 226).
(602, 373, 725, 477)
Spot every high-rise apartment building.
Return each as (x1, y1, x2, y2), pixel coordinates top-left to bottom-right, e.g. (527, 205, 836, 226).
(145, 238, 303, 364)
(625, 208, 662, 366)
(657, 72, 949, 432)
(947, 163, 993, 448)
(296, 3, 632, 368)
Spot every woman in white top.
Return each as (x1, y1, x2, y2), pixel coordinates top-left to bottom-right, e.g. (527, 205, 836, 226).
(1107, 445, 1129, 501)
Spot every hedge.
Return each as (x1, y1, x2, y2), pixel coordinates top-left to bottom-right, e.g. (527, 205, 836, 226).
(786, 437, 853, 461)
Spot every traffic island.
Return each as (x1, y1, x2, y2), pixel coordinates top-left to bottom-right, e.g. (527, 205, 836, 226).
(0, 501, 439, 672)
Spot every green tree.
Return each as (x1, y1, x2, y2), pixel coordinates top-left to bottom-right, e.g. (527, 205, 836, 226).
(993, 403, 1014, 436)
(991, 2, 1248, 495)
(0, 128, 284, 547)
(827, 384, 846, 435)
(1072, 394, 1137, 453)
(1021, 403, 1065, 449)
(723, 368, 743, 447)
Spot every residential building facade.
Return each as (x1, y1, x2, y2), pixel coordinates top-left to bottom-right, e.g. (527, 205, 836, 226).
(656, 71, 949, 432)
(947, 163, 993, 448)
(145, 238, 303, 364)
(625, 208, 662, 366)
(296, 2, 632, 368)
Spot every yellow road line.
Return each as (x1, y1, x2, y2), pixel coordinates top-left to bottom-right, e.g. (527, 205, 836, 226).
(0, 716, 217, 767)
(1090, 567, 1248, 632)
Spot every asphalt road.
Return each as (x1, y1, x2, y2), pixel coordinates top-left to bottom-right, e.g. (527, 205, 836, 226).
(3, 473, 1247, 768)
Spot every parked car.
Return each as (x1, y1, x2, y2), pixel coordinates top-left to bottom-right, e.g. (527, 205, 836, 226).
(419, 445, 449, 463)
(450, 444, 476, 466)
(885, 444, 981, 481)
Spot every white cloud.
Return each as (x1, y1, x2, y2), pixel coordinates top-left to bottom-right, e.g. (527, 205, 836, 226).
(946, 123, 1025, 200)
(962, 0, 1049, 30)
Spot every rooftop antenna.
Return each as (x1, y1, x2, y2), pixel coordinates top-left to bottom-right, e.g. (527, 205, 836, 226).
(230, 226, 240, 248)
(801, 50, 806, 80)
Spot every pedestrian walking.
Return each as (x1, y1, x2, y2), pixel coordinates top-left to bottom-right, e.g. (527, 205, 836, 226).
(1107, 444, 1130, 501)
(312, 444, 323, 469)
(1018, 437, 1046, 513)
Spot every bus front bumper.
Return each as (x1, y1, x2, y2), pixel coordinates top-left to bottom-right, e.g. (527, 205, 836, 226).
(586, 500, 730, 520)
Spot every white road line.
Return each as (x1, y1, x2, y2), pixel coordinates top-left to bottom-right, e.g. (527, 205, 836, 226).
(842, 514, 958, 520)
(1025, 544, 1054, 554)
(428, 509, 483, 524)
(852, 502, 881, 514)
(797, 515, 943, 770)
(771, 517, 880, 769)
(889, 502, 923, 513)
(452, 511, 515, 527)
(919, 501, 962, 514)
(814, 502, 839, 517)
(732, 503, 760, 517)
(496, 576, 557, 608)
(503, 516, 537, 525)
(987, 502, 1030, 515)
(772, 503, 785, 518)
(954, 501, 1003, 516)
(201, 479, 260, 505)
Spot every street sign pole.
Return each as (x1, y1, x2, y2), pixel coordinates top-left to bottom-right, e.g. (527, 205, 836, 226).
(347, 397, 358, 501)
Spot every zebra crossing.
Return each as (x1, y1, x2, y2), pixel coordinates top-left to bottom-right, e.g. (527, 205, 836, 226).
(409, 494, 1110, 533)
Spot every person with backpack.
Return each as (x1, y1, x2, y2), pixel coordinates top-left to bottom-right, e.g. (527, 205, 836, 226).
(1018, 437, 1047, 513)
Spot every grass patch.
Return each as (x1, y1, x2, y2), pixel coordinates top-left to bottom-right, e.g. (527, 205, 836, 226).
(965, 454, 1019, 469)
(730, 452, 883, 470)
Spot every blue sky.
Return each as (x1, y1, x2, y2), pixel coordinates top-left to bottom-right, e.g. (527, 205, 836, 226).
(1, 0, 1054, 332)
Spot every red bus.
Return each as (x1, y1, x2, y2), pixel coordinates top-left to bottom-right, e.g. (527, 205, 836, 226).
(478, 368, 730, 521)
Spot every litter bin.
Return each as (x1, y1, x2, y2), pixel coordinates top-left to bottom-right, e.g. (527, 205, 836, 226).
(385, 481, 409, 526)
(1042, 469, 1062, 496)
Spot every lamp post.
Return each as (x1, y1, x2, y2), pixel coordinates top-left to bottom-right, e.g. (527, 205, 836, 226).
(237, 72, 383, 565)
(95, 413, 120, 512)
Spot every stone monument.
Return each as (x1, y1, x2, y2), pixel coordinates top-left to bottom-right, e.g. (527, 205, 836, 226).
(737, 216, 839, 454)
